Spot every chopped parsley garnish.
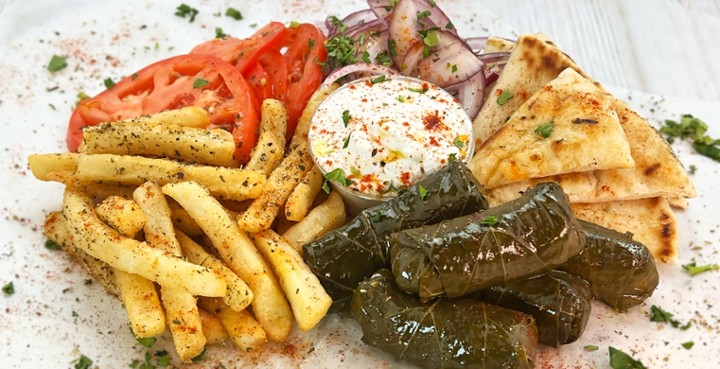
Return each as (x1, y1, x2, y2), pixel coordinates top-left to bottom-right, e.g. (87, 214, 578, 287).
(416, 10, 432, 19)
(104, 77, 116, 89)
(45, 239, 62, 250)
(496, 90, 513, 105)
(342, 131, 352, 149)
(289, 21, 300, 28)
(131, 73, 139, 81)
(535, 121, 555, 138)
(308, 38, 315, 50)
(193, 78, 209, 88)
(72, 354, 93, 369)
(371, 211, 386, 222)
(448, 152, 458, 162)
(682, 262, 719, 277)
(175, 4, 199, 22)
(47, 55, 68, 72)
(324, 17, 357, 68)
(215, 27, 228, 38)
(660, 114, 720, 162)
(681, 341, 694, 350)
(225, 7, 243, 20)
(453, 136, 466, 149)
(608, 347, 646, 369)
(445, 21, 454, 30)
(136, 336, 157, 348)
(447, 63, 457, 73)
(396, 95, 407, 103)
(324, 168, 352, 186)
(480, 215, 498, 225)
(421, 29, 439, 57)
(321, 180, 331, 194)
(387, 39, 398, 57)
(2, 282, 14, 295)
(649, 305, 691, 330)
(342, 110, 351, 126)
(375, 50, 393, 66)
(361, 50, 371, 63)
(409, 86, 429, 94)
(418, 185, 428, 200)
(584, 345, 599, 352)
(371, 75, 386, 84)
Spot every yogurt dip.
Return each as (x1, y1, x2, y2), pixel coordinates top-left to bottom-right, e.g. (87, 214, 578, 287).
(308, 75, 474, 210)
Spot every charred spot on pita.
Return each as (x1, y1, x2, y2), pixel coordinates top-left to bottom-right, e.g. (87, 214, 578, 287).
(644, 163, 662, 176)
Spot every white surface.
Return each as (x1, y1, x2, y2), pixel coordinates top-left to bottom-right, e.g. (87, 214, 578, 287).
(0, 1, 718, 369)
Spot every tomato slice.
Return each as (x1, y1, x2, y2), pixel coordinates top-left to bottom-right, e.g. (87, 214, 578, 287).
(258, 50, 288, 103)
(191, 22, 287, 74)
(281, 24, 327, 139)
(244, 62, 273, 102)
(67, 54, 259, 164)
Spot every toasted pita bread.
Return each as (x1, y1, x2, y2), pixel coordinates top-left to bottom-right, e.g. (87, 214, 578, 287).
(469, 68, 634, 189)
(483, 97, 696, 203)
(571, 197, 677, 263)
(484, 37, 515, 53)
(472, 34, 596, 147)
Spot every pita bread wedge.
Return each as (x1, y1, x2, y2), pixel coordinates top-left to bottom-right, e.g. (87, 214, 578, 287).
(472, 34, 596, 147)
(484, 37, 516, 53)
(484, 96, 696, 204)
(470, 68, 635, 189)
(571, 197, 677, 263)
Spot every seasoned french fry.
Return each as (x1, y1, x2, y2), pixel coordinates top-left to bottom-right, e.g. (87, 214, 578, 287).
(199, 298, 267, 353)
(134, 181, 206, 361)
(162, 181, 293, 342)
(79, 123, 236, 167)
(284, 165, 323, 221)
(282, 191, 347, 252)
(259, 99, 288, 138)
(28, 153, 79, 181)
(198, 309, 228, 345)
(176, 230, 253, 312)
(171, 208, 204, 236)
(114, 271, 167, 338)
(113, 106, 211, 128)
(290, 83, 340, 149)
(61, 187, 226, 297)
(95, 196, 146, 237)
(251, 229, 332, 331)
(244, 130, 285, 175)
(237, 141, 314, 233)
(43, 211, 117, 294)
(72, 153, 265, 201)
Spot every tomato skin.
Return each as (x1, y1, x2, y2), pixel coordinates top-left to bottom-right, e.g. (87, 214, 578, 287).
(67, 54, 259, 163)
(282, 24, 327, 139)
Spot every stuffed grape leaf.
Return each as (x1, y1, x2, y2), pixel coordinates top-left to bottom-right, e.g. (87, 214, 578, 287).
(559, 220, 659, 311)
(390, 182, 585, 301)
(303, 161, 488, 308)
(352, 269, 538, 369)
(477, 270, 592, 347)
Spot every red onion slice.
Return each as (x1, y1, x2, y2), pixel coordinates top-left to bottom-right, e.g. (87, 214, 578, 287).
(356, 29, 391, 65)
(415, 31, 483, 87)
(446, 69, 486, 119)
(477, 51, 511, 64)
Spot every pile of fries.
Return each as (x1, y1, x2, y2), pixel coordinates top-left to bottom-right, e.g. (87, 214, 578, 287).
(29, 89, 347, 362)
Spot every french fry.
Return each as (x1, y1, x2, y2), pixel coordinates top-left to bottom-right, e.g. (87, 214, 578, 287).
(290, 83, 340, 149)
(79, 123, 236, 167)
(284, 165, 323, 221)
(282, 191, 347, 252)
(199, 298, 267, 353)
(245, 100, 287, 174)
(176, 230, 253, 312)
(114, 272, 167, 338)
(259, 99, 288, 138)
(111, 106, 211, 128)
(28, 153, 79, 181)
(237, 141, 314, 233)
(251, 229, 332, 331)
(198, 309, 228, 345)
(61, 187, 226, 297)
(43, 211, 117, 295)
(162, 181, 293, 342)
(171, 208, 204, 236)
(133, 181, 205, 361)
(72, 153, 265, 201)
(95, 196, 146, 237)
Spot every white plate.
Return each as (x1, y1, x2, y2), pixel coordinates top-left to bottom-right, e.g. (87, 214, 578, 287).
(0, 1, 718, 368)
